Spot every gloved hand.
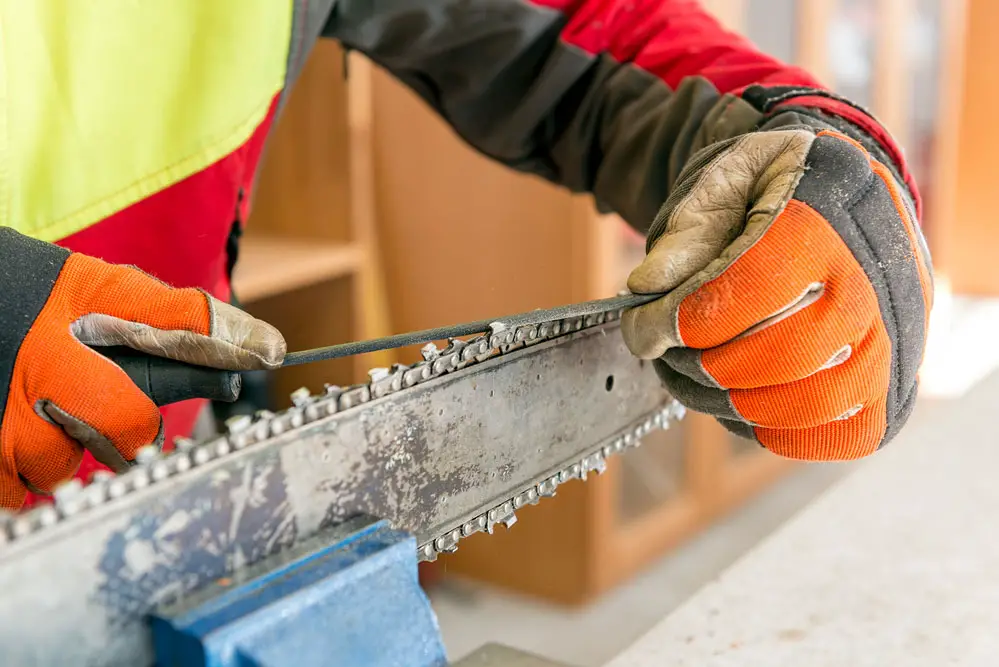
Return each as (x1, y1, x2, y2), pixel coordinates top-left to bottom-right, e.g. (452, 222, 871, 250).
(0, 227, 285, 509)
(621, 125, 933, 460)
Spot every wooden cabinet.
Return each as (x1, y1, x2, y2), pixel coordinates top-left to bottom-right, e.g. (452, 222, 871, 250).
(919, 0, 999, 296)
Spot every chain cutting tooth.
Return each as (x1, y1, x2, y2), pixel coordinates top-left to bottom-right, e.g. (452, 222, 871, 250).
(173, 437, 196, 453)
(290, 387, 312, 409)
(485, 501, 517, 533)
(89, 470, 115, 484)
(133, 445, 159, 466)
(582, 453, 607, 477)
(368, 368, 390, 383)
(421, 343, 441, 362)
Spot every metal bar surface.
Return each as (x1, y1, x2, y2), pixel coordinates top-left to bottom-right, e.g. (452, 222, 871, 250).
(0, 323, 673, 667)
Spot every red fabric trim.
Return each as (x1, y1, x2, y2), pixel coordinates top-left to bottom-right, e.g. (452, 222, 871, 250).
(57, 95, 278, 300)
(774, 95, 922, 220)
(530, 0, 920, 219)
(21, 95, 281, 509)
(531, 0, 821, 92)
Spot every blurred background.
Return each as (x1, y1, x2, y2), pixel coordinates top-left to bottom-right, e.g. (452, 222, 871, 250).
(218, 0, 993, 663)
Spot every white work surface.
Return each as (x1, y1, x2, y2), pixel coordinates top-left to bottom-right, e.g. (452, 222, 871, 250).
(607, 370, 999, 667)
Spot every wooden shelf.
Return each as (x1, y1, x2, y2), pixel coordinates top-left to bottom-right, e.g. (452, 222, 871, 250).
(232, 235, 362, 303)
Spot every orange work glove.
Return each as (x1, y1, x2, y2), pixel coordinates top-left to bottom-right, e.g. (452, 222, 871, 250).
(621, 126, 932, 460)
(0, 227, 285, 509)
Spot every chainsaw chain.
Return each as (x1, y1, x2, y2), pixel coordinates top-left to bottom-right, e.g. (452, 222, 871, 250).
(0, 305, 685, 558)
(416, 402, 683, 562)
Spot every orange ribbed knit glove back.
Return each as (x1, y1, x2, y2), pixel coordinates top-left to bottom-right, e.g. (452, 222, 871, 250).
(0, 228, 285, 509)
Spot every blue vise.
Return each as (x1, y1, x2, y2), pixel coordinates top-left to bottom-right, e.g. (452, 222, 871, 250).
(149, 516, 448, 667)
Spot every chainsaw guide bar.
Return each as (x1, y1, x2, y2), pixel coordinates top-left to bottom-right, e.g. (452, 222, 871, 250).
(0, 300, 682, 667)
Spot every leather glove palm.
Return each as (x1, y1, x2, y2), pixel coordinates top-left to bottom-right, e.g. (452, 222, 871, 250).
(622, 126, 933, 460)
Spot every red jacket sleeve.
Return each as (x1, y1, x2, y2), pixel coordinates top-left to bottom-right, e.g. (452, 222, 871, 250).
(323, 0, 920, 227)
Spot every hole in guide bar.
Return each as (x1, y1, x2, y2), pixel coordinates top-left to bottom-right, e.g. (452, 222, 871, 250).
(605, 375, 615, 392)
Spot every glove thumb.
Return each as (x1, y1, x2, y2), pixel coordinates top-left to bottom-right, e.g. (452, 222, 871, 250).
(622, 130, 813, 359)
